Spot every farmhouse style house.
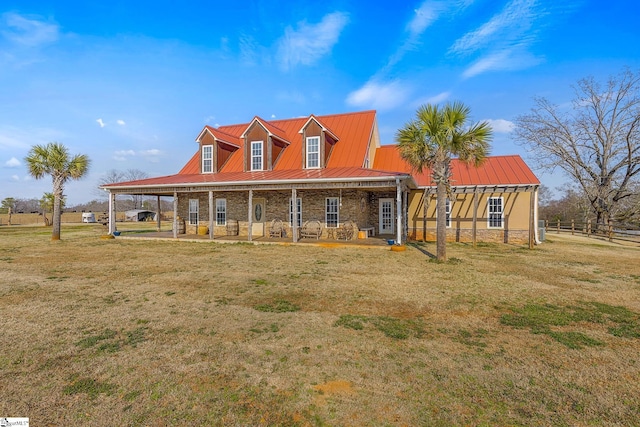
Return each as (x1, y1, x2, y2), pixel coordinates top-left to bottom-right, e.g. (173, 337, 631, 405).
(102, 110, 540, 244)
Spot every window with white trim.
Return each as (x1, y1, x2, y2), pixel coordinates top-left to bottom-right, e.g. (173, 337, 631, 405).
(488, 197, 503, 228)
(189, 199, 199, 225)
(306, 136, 320, 168)
(326, 197, 339, 227)
(251, 141, 263, 171)
(202, 145, 213, 173)
(445, 198, 452, 228)
(216, 198, 226, 226)
(289, 197, 302, 227)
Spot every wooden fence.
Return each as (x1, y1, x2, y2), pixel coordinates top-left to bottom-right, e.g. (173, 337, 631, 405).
(543, 219, 640, 245)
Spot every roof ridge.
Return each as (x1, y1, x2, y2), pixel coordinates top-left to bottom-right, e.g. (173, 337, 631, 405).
(217, 110, 376, 130)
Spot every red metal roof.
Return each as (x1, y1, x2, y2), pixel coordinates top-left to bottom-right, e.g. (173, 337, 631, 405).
(108, 111, 538, 190)
(373, 145, 539, 187)
(180, 110, 376, 176)
(106, 166, 407, 188)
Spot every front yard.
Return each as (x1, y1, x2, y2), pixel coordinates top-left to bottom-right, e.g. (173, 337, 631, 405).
(1, 225, 639, 425)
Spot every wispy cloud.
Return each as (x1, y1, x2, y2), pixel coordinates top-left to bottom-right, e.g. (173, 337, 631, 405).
(117, 119, 126, 126)
(462, 49, 543, 78)
(346, 79, 411, 111)
(450, 0, 539, 55)
(96, 118, 105, 128)
(11, 174, 19, 181)
(384, 1, 472, 72)
(486, 118, 515, 133)
(113, 149, 135, 161)
(1, 12, 59, 47)
(450, 0, 547, 78)
(277, 12, 349, 71)
(4, 157, 21, 168)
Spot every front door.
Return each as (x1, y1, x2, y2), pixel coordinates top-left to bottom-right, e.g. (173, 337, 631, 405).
(379, 198, 394, 235)
(252, 197, 266, 237)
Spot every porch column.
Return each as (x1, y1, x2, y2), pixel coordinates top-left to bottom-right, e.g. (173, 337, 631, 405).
(156, 195, 161, 232)
(248, 189, 253, 242)
(396, 178, 402, 244)
(404, 189, 409, 242)
(108, 192, 116, 234)
(529, 187, 535, 249)
(422, 188, 428, 241)
(472, 187, 478, 247)
(292, 188, 298, 243)
(173, 191, 178, 239)
(209, 191, 214, 240)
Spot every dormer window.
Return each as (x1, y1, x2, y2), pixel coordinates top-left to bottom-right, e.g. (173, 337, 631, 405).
(202, 145, 213, 173)
(251, 141, 263, 171)
(306, 137, 320, 168)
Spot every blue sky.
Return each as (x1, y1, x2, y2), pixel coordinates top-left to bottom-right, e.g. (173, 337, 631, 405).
(1, 0, 638, 205)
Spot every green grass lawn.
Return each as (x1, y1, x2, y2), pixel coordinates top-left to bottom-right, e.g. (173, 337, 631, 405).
(1, 224, 640, 426)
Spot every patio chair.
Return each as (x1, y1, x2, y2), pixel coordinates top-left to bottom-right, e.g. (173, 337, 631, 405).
(336, 220, 355, 240)
(299, 220, 322, 239)
(269, 219, 284, 238)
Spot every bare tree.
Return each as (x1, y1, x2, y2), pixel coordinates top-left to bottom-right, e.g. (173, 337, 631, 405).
(97, 168, 149, 209)
(514, 68, 640, 230)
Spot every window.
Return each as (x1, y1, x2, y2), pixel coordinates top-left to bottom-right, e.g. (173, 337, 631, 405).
(326, 197, 339, 227)
(445, 198, 452, 228)
(289, 198, 302, 227)
(202, 145, 213, 173)
(306, 136, 320, 168)
(488, 197, 503, 228)
(189, 199, 199, 225)
(251, 141, 263, 171)
(216, 198, 226, 226)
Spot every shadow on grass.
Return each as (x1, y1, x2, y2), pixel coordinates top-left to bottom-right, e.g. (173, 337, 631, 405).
(407, 242, 436, 259)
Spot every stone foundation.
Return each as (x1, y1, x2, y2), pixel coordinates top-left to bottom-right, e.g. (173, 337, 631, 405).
(409, 228, 530, 244)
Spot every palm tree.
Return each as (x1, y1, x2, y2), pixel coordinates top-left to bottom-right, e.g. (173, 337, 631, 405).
(25, 143, 90, 240)
(396, 102, 492, 261)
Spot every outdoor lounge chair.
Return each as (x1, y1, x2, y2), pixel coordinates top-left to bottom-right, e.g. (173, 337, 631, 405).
(299, 220, 322, 239)
(269, 219, 284, 238)
(336, 220, 355, 240)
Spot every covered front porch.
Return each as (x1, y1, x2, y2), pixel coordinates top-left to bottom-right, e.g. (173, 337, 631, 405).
(104, 174, 415, 245)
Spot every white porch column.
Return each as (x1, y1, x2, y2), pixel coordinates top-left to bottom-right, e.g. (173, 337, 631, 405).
(292, 188, 298, 243)
(173, 191, 178, 239)
(108, 192, 116, 234)
(156, 195, 161, 232)
(396, 178, 402, 244)
(248, 189, 253, 242)
(208, 190, 214, 240)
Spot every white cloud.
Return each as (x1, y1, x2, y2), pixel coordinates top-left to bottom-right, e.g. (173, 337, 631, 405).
(462, 48, 543, 78)
(277, 12, 349, 71)
(1, 12, 59, 47)
(270, 114, 276, 119)
(486, 118, 515, 133)
(113, 149, 136, 161)
(11, 174, 19, 181)
(139, 149, 163, 163)
(4, 157, 21, 168)
(117, 119, 126, 126)
(412, 91, 451, 107)
(96, 118, 105, 128)
(346, 79, 410, 111)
